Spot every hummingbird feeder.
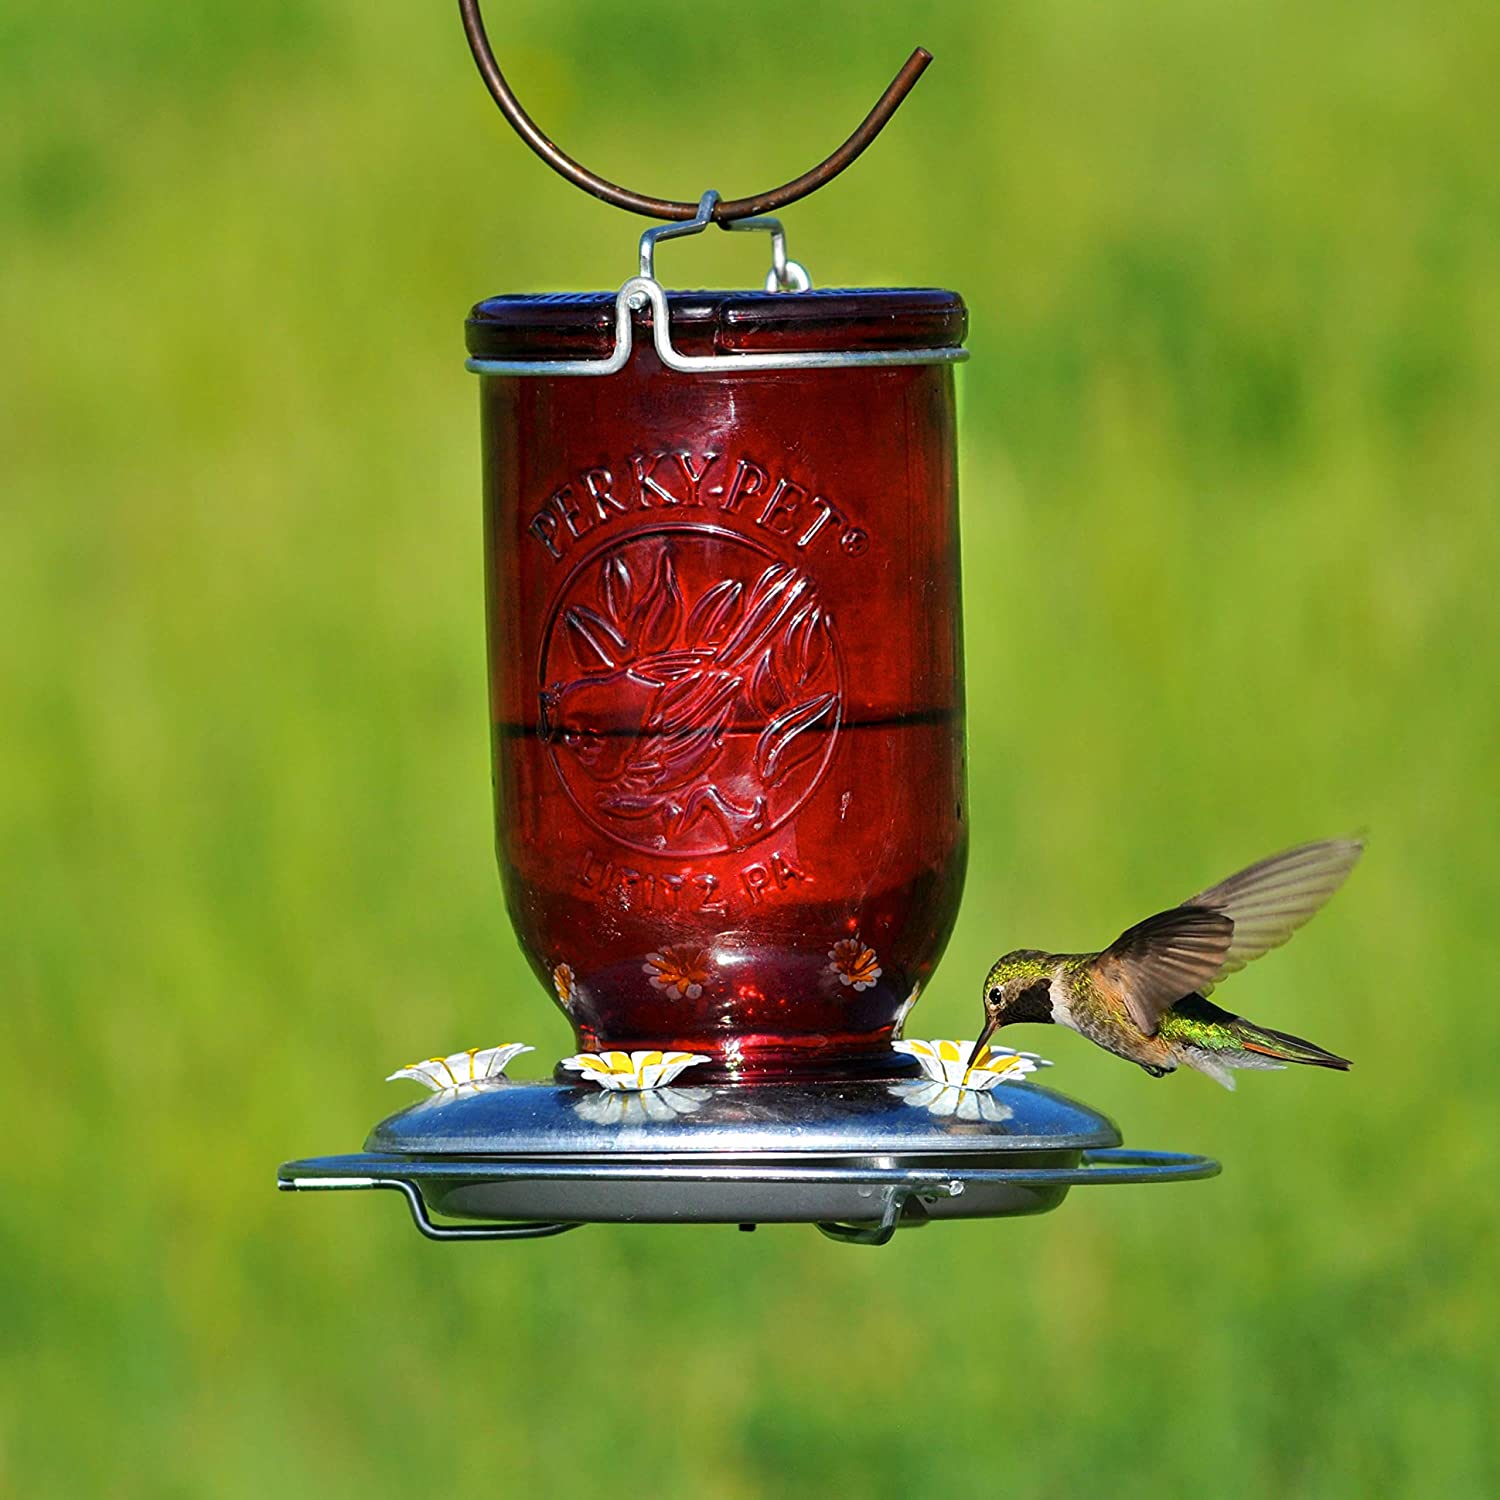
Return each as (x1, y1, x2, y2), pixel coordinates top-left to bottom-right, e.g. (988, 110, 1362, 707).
(278, 1, 1219, 1244)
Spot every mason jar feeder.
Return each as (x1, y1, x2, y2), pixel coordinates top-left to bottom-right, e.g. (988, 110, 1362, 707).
(278, 3, 1218, 1244)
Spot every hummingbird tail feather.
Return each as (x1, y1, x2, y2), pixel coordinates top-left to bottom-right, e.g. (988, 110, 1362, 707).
(1165, 995, 1349, 1084)
(1230, 1019, 1351, 1071)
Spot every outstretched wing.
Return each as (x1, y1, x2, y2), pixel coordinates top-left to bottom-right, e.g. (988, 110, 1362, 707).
(1186, 836, 1364, 991)
(1093, 906, 1235, 1034)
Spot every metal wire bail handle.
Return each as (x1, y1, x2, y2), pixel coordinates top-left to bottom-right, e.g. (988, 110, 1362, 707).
(466, 190, 966, 378)
(636, 190, 811, 297)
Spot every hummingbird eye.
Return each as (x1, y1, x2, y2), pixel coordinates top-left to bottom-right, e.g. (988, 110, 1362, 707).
(988, 986, 1001, 1003)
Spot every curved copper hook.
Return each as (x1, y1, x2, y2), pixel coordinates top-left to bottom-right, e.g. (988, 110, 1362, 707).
(458, 0, 932, 222)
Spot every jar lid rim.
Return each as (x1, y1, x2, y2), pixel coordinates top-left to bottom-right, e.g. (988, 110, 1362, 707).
(465, 286, 967, 362)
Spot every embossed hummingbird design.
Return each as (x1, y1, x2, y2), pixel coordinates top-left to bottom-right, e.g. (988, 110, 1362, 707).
(540, 542, 839, 849)
(970, 838, 1362, 1088)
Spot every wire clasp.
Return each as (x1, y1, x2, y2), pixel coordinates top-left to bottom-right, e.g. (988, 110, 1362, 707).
(466, 190, 967, 378)
(636, 190, 811, 296)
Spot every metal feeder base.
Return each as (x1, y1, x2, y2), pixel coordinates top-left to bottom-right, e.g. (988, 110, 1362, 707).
(278, 1079, 1219, 1246)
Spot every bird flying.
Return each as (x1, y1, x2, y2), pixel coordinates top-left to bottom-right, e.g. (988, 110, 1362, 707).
(970, 838, 1363, 1088)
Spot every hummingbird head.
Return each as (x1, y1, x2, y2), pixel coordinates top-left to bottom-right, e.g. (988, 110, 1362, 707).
(968, 951, 1056, 1068)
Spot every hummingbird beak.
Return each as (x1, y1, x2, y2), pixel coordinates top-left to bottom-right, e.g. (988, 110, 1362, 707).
(966, 1016, 998, 1075)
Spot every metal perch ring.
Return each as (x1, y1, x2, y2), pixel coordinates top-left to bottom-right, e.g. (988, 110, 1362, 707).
(457, 0, 933, 221)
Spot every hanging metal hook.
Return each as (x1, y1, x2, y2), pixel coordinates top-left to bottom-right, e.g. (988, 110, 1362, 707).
(457, 0, 933, 223)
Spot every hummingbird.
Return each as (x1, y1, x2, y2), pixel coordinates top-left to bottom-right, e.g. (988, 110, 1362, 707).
(969, 838, 1362, 1088)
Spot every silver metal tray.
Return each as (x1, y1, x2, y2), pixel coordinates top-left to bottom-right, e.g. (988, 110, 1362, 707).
(278, 1080, 1219, 1245)
(363, 1078, 1123, 1157)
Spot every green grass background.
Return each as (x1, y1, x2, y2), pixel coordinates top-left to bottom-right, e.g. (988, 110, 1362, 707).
(4, 1, 1498, 1494)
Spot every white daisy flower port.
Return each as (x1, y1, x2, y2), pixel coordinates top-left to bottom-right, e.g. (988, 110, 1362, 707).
(560, 1049, 711, 1092)
(386, 1043, 534, 1095)
(894, 1038, 1052, 1092)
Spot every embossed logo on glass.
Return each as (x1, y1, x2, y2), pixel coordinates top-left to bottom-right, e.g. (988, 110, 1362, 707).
(539, 529, 841, 855)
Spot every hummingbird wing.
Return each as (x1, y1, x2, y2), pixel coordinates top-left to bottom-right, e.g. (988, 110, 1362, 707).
(1185, 836, 1364, 992)
(1093, 906, 1235, 1034)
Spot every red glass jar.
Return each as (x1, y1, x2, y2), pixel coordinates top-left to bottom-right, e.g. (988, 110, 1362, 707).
(469, 286, 967, 1080)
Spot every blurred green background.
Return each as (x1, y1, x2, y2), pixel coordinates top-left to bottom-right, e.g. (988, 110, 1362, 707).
(4, 0, 1498, 1494)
